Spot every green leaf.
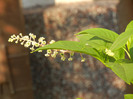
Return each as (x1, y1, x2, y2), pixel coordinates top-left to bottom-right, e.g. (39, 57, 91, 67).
(125, 20, 133, 31)
(110, 30, 133, 51)
(76, 34, 94, 43)
(127, 35, 133, 50)
(85, 37, 111, 50)
(125, 20, 133, 50)
(34, 41, 102, 60)
(113, 48, 125, 60)
(127, 38, 133, 60)
(111, 20, 133, 51)
(105, 61, 133, 84)
(76, 28, 118, 42)
(77, 34, 125, 60)
(124, 94, 133, 99)
(126, 21, 133, 60)
(77, 34, 112, 50)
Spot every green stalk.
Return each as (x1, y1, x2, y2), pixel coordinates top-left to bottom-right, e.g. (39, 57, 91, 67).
(123, 47, 131, 59)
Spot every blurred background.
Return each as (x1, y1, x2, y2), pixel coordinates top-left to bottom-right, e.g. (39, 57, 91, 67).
(0, 0, 133, 99)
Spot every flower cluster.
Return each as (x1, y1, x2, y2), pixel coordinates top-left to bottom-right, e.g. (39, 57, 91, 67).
(44, 49, 75, 61)
(8, 33, 85, 62)
(105, 48, 114, 56)
(8, 33, 46, 51)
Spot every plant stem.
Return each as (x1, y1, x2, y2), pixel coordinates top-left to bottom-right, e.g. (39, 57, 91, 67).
(123, 47, 131, 59)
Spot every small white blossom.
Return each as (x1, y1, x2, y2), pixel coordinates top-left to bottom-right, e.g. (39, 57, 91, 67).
(47, 49, 52, 54)
(38, 37, 45, 42)
(81, 58, 86, 62)
(51, 50, 58, 58)
(105, 48, 114, 56)
(30, 47, 35, 51)
(24, 41, 31, 48)
(50, 40, 55, 44)
(19, 33, 22, 37)
(29, 33, 36, 39)
(68, 57, 73, 61)
(35, 43, 39, 47)
(22, 36, 29, 40)
(60, 53, 66, 61)
(32, 41, 36, 46)
(8, 38, 14, 42)
(16, 35, 20, 39)
(41, 41, 46, 45)
(60, 50, 67, 53)
(38, 50, 42, 52)
(61, 56, 66, 61)
(15, 40, 18, 43)
(45, 53, 50, 57)
(11, 34, 16, 38)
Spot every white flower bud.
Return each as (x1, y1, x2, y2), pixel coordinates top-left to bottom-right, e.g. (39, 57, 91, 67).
(45, 53, 50, 57)
(61, 56, 66, 61)
(24, 41, 31, 48)
(47, 49, 52, 54)
(38, 50, 42, 52)
(105, 48, 114, 56)
(68, 57, 73, 61)
(19, 33, 22, 37)
(41, 41, 46, 45)
(30, 47, 35, 51)
(60, 50, 67, 53)
(32, 41, 37, 46)
(38, 37, 45, 42)
(16, 35, 20, 39)
(81, 58, 86, 62)
(23, 36, 29, 40)
(29, 33, 36, 39)
(21, 41, 24, 45)
(15, 40, 18, 43)
(8, 38, 14, 42)
(11, 34, 16, 38)
(60, 53, 66, 61)
(50, 40, 55, 44)
(35, 43, 39, 47)
(51, 54, 56, 58)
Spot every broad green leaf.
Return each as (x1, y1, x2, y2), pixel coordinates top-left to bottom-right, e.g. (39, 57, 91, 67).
(110, 30, 133, 51)
(85, 37, 111, 50)
(113, 48, 125, 60)
(34, 41, 102, 60)
(125, 20, 133, 50)
(76, 34, 94, 43)
(105, 61, 133, 84)
(128, 38, 133, 60)
(76, 28, 118, 42)
(77, 34, 125, 60)
(77, 34, 112, 50)
(124, 94, 133, 99)
(125, 20, 133, 31)
(112, 20, 133, 51)
(125, 21, 133, 60)
(129, 48, 133, 60)
(127, 35, 133, 50)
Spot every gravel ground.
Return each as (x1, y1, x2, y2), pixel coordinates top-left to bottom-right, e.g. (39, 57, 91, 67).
(23, 1, 125, 99)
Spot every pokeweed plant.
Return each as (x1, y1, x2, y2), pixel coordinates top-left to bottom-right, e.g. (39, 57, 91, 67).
(8, 20, 133, 99)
